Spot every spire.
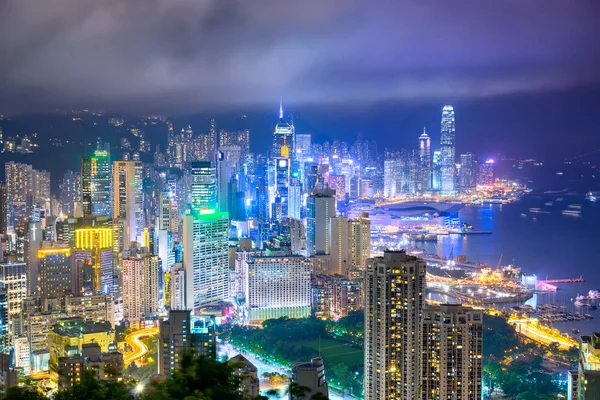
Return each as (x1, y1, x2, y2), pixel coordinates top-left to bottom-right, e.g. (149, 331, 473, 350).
(279, 98, 283, 119)
(423, 126, 427, 134)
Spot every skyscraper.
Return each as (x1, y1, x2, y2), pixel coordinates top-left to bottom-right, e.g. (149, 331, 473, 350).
(459, 152, 477, 193)
(0, 263, 27, 348)
(112, 161, 144, 244)
(0, 185, 7, 235)
(349, 213, 371, 270)
(4, 162, 33, 207)
(306, 186, 336, 256)
(432, 151, 442, 192)
(478, 159, 495, 186)
(418, 128, 432, 192)
(273, 157, 291, 219)
(364, 250, 426, 400)
(216, 147, 241, 212)
(183, 209, 229, 309)
(121, 246, 159, 328)
(32, 169, 51, 206)
(38, 247, 74, 303)
(422, 304, 483, 400)
(190, 161, 217, 213)
(91, 148, 112, 216)
(273, 102, 294, 158)
(440, 105, 456, 195)
(74, 227, 113, 295)
(59, 171, 81, 218)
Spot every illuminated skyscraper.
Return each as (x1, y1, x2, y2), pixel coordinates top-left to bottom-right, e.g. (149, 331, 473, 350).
(121, 246, 159, 328)
(74, 227, 113, 295)
(349, 213, 371, 270)
(273, 102, 294, 158)
(431, 151, 442, 192)
(0, 262, 26, 348)
(383, 159, 398, 199)
(328, 174, 346, 202)
(217, 147, 241, 212)
(32, 169, 51, 206)
(183, 209, 229, 308)
(306, 186, 336, 256)
(0, 185, 7, 235)
(91, 148, 111, 216)
(38, 247, 73, 303)
(295, 133, 312, 162)
(273, 157, 291, 219)
(364, 250, 426, 400)
(112, 161, 144, 244)
(5, 161, 33, 207)
(59, 171, 81, 218)
(191, 161, 217, 213)
(422, 304, 483, 400)
(478, 159, 495, 186)
(418, 128, 432, 191)
(459, 152, 477, 193)
(440, 105, 456, 195)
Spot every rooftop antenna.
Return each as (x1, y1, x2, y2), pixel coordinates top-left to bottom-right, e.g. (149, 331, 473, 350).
(279, 98, 283, 119)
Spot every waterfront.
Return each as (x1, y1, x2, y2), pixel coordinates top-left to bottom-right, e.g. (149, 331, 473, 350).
(417, 192, 600, 337)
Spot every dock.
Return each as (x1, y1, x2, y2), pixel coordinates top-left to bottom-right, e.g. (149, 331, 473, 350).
(539, 277, 585, 284)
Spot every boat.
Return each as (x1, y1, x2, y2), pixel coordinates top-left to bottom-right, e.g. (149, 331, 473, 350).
(574, 300, 584, 307)
(568, 204, 583, 210)
(573, 329, 580, 335)
(586, 192, 597, 202)
(589, 290, 600, 300)
(544, 202, 553, 206)
(520, 213, 527, 217)
(529, 207, 550, 214)
(562, 210, 581, 217)
(556, 197, 564, 202)
(576, 295, 590, 301)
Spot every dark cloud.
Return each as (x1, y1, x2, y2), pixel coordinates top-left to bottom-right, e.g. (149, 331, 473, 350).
(0, 0, 598, 114)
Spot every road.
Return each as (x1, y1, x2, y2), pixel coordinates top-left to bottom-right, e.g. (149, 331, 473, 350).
(123, 327, 159, 365)
(219, 342, 354, 400)
(508, 318, 577, 349)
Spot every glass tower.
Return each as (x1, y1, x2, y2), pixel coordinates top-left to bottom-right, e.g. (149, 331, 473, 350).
(440, 105, 456, 195)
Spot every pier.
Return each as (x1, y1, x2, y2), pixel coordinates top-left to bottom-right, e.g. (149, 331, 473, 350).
(539, 277, 585, 284)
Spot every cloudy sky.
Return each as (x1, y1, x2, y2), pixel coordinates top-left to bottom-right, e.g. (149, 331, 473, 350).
(0, 0, 599, 114)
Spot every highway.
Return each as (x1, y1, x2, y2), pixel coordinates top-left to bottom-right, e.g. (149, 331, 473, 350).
(123, 327, 159, 365)
(508, 318, 577, 350)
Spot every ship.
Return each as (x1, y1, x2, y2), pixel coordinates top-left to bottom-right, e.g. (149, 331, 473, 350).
(568, 204, 583, 210)
(544, 202, 553, 206)
(529, 207, 550, 214)
(589, 290, 600, 300)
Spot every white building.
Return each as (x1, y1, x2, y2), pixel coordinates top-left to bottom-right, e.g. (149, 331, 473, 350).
(169, 263, 186, 311)
(243, 256, 311, 323)
(121, 247, 159, 328)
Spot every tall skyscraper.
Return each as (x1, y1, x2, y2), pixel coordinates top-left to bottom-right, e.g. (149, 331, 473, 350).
(432, 151, 442, 192)
(478, 159, 495, 186)
(242, 256, 311, 323)
(91, 148, 112, 216)
(112, 161, 144, 244)
(121, 246, 159, 328)
(183, 209, 229, 309)
(59, 171, 81, 218)
(418, 128, 432, 192)
(74, 227, 113, 295)
(306, 186, 336, 256)
(364, 250, 426, 400)
(440, 105, 456, 195)
(5, 162, 33, 207)
(421, 304, 483, 400)
(216, 147, 241, 212)
(0, 263, 27, 348)
(330, 216, 349, 275)
(295, 133, 312, 162)
(32, 169, 51, 206)
(458, 152, 477, 193)
(349, 213, 371, 270)
(0, 185, 7, 235)
(273, 102, 294, 158)
(383, 159, 398, 199)
(273, 157, 291, 219)
(190, 161, 217, 213)
(38, 247, 74, 303)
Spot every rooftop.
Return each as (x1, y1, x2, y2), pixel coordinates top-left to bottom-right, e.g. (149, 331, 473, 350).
(52, 317, 113, 337)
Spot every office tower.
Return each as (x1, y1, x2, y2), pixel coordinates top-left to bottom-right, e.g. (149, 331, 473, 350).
(459, 153, 477, 193)
(421, 304, 483, 400)
(158, 310, 216, 376)
(383, 159, 398, 198)
(81, 156, 93, 217)
(330, 216, 349, 275)
(4, 161, 33, 207)
(290, 357, 329, 400)
(0, 291, 7, 353)
(478, 159, 495, 186)
(48, 318, 115, 381)
(328, 174, 346, 202)
(0, 185, 6, 235)
(364, 250, 426, 400)
(274, 157, 291, 218)
(91, 148, 112, 216)
(121, 246, 159, 328)
(577, 333, 600, 398)
(242, 256, 311, 323)
(74, 227, 113, 295)
(440, 105, 456, 195)
(32, 169, 51, 206)
(288, 179, 302, 220)
(183, 209, 229, 309)
(217, 147, 241, 212)
(0, 263, 26, 349)
(295, 133, 312, 162)
(190, 161, 217, 213)
(169, 263, 186, 310)
(38, 247, 73, 303)
(432, 151, 442, 192)
(349, 213, 371, 270)
(418, 128, 432, 191)
(306, 186, 336, 256)
(59, 171, 81, 218)
(273, 102, 294, 158)
(113, 161, 144, 244)
(229, 354, 260, 399)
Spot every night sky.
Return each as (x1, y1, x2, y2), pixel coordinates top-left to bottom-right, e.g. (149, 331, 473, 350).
(1, 1, 599, 159)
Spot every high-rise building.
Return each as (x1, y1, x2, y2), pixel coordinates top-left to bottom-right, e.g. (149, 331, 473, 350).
(32, 169, 51, 206)
(577, 333, 600, 399)
(113, 161, 144, 244)
(418, 128, 432, 191)
(383, 159, 398, 199)
(306, 186, 336, 256)
(217, 147, 241, 212)
(5, 161, 33, 207)
(274, 157, 291, 219)
(74, 227, 113, 295)
(65, 293, 114, 327)
(273, 102, 294, 158)
(328, 174, 346, 202)
(0, 263, 26, 349)
(168, 263, 186, 311)
(459, 152, 477, 193)
(440, 105, 456, 196)
(295, 133, 312, 162)
(330, 217, 350, 275)
(229, 354, 260, 399)
(364, 250, 426, 400)
(120, 246, 159, 328)
(182, 209, 229, 309)
(190, 161, 217, 213)
(349, 213, 371, 271)
(421, 304, 483, 400)
(431, 151, 442, 192)
(158, 310, 216, 376)
(290, 357, 329, 400)
(242, 256, 311, 323)
(59, 171, 81, 218)
(91, 148, 112, 216)
(38, 247, 74, 303)
(0, 185, 7, 235)
(478, 159, 495, 187)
